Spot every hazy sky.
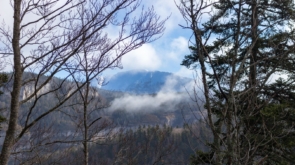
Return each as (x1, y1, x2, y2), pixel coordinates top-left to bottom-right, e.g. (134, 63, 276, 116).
(0, 0, 195, 78)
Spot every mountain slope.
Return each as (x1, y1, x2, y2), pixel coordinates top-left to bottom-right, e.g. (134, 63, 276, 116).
(101, 70, 192, 94)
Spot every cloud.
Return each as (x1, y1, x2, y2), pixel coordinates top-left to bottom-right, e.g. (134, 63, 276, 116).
(167, 36, 189, 61)
(268, 73, 289, 84)
(145, 0, 185, 36)
(171, 36, 188, 52)
(121, 44, 161, 70)
(175, 66, 194, 78)
(107, 74, 196, 113)
(109, 92, 186, 112)
(0, 1, 13, 26)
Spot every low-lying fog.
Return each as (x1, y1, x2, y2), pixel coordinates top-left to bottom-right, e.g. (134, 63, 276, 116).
(107, 75, 204, 112)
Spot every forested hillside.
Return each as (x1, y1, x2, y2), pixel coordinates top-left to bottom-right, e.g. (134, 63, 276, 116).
(0, 72, 206, 164)
(1, 0, 295, 164)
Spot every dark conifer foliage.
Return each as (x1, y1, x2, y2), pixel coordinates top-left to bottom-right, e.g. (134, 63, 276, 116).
(178, 0, 295, 164)
(0, 73, 8, 124)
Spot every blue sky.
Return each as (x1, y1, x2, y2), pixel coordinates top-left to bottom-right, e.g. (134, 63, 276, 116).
(0, 0, 196, 78)
(105, 0, 195, 78)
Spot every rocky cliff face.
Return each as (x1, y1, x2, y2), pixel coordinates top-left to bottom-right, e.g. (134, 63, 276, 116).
(20, 79, 101, 101)
(20, 83, 51, 100)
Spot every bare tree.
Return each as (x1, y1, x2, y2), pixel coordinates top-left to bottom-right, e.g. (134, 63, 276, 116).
(62, 49, 113, 165)
(0, 0, 166, 164)
(177, 0, 295, 164)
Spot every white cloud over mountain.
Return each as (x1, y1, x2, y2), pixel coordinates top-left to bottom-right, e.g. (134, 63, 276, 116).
(108, 74, 196, 113)
(122, 44, 162, 71)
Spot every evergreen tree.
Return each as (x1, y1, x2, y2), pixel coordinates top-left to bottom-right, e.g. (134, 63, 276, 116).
(0, 73, 8, 124)
(177, 0, 295, 164)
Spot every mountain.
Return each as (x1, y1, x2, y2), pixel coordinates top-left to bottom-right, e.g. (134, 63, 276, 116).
(100, 70, 193, 94)
(0, 71, 199, 130)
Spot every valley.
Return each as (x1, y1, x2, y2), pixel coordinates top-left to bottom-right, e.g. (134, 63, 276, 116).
(0, 70, 206, 164)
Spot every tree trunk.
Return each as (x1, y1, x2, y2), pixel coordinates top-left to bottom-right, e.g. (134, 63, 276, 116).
(0, 0, 22, 164)
(83, 80, 90, 165)
(250, 0, 258, 88)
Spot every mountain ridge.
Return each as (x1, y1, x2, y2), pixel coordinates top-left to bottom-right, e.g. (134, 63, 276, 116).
(99, 70, 193, 94)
